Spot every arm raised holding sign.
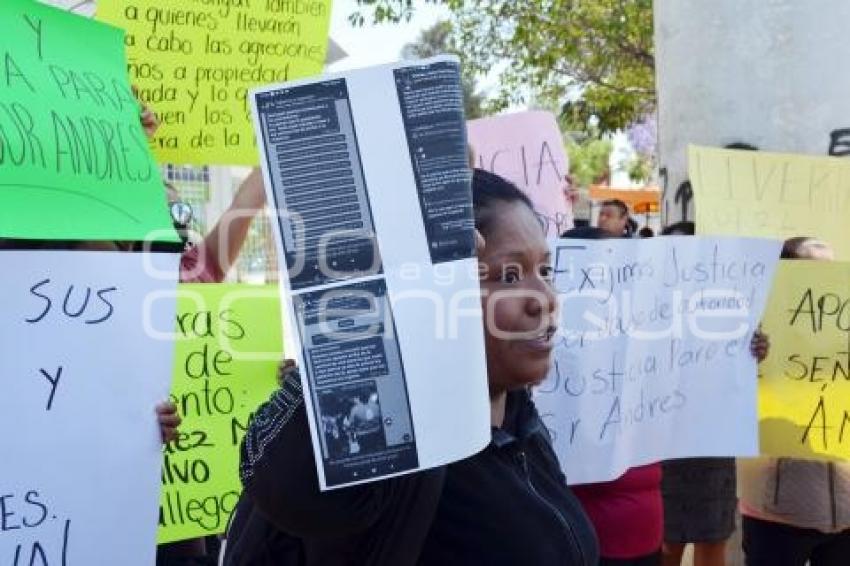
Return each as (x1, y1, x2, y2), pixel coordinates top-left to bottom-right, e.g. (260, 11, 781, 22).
(195, 166, 266, 279)
(751, 328, 770, 363)
(135, 90, 267, 283)
(224, 171, 600, 566)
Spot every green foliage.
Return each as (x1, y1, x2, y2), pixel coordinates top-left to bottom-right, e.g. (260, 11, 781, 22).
(399, 20, 486, 119)
(349, 0, 463, 25)
(350, 0, 656, 134)
(565, 134, 612, 188)
(623, 154, 654, 184)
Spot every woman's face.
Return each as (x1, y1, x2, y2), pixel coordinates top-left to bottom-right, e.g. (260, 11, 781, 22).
(479, 200, 557, 394)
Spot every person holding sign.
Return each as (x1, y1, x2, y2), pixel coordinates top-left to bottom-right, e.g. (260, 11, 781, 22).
(561, 225, 771, 566)
(559, 226, 665, 566)
(739, 237, 850, 566)
(134, 94, 268, 284)
(660, 220, 738, 566)
(223, 170, 599, 566)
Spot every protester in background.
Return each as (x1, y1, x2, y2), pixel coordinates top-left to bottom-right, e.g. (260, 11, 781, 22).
(658, 220, 739, 566)
(222, 169, 599, 566)
(777, 237, 834, 261)
(562, 225, 664, 566)
(137, 92, 268, 284)
(596, 199, 631, 238)
(738, 237, 850, 566)
(660, 220, 734, 566)
(561, 225, 769, 566)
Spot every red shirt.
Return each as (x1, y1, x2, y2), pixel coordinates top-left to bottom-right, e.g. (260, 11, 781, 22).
(571, 463, 663, 559)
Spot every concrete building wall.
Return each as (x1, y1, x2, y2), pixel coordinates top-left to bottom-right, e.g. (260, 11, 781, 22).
(655, 0, 850, 224)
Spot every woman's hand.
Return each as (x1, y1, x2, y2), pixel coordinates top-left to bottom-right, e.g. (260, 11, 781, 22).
(156, 401, 181, 444)
(278, 358, 299, 387)
(750, 329, 770, 363)
(133, 86, 160, 139)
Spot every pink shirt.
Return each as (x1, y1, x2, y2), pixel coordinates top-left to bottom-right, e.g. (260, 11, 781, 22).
(572, 464, 663, 559)
(179, 243, 224, 283)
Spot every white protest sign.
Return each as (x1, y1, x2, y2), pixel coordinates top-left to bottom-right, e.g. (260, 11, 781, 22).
(0, 251, 178, 564)
(251, 56, 490, 490)
(534, 237, 781, 484)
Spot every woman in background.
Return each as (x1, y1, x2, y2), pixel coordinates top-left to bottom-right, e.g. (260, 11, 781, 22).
(738, 237, 850, 566)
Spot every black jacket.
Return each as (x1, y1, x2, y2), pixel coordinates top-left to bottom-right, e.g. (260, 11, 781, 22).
(418, 391, 599, 565)
(223, 372, 598, 566)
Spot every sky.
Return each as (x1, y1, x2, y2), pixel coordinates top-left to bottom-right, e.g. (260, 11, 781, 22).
(326, 0, 451, 71)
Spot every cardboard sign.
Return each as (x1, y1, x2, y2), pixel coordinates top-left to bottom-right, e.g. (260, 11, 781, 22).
(252, 56, 490, 490)
(759, 261, 850, 461)
(97, 0, 332, 165)
(468, 111, 572, 237)
(0, 250, 179, 564)
(690, 145, 850, 260)
(0, 0, 176, 242)
(535, 236, 781, 484)
(157, 284, 282, 543)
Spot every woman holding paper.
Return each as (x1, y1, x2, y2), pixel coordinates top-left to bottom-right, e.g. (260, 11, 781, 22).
(660, 220, 738, 566)
(223, 169, 599, 565)
(559, 224, 770, 566)
(738, 237, 850, 566)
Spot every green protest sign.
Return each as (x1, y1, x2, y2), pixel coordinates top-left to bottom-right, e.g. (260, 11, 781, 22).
(159, 284, 282, 543)
(0, 0, 177, 242)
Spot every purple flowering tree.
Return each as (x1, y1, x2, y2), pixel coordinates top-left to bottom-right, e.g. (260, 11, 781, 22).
(624, 114, 658, 184)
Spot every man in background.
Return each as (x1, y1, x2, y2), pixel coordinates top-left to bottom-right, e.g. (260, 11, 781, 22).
(596, 199, 632, 238)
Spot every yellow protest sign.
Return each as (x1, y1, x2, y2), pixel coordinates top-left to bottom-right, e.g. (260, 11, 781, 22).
(758, 261, 850, 461)
(159, 284, 283, 543)
(97, 0, 332, 165)
(689, 145, 850, 260)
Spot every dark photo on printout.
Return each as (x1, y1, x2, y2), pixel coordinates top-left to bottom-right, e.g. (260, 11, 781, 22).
(318, 381, 387, 461)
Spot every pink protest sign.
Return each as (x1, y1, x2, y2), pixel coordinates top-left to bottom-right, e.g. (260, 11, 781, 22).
(468, 111, 572, 236)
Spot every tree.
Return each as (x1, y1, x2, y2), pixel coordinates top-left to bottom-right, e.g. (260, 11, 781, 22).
(565, 134, 612, 189)
(400, 20, 486, 119)
(350, 0, 655, 135)
(622, 113, 657, 184)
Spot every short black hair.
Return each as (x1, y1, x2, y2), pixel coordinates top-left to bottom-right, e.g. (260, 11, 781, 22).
(724, 142, 759, 151)
(599, 199, 629, 217)
(781, 236, 818, 259)
(561, 226, 609, 240)
(472, 168, 536, 238)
